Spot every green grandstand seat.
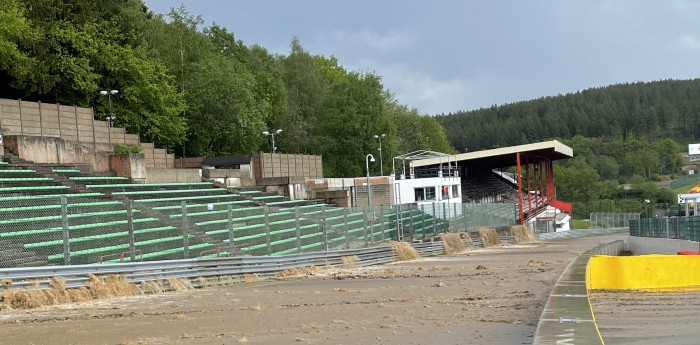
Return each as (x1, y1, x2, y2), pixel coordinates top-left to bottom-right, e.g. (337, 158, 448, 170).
(86, 182, 213, 189)
(69, 176, 130, 181)
(135, 193, 241, 204)
(251, 195, 285, 201)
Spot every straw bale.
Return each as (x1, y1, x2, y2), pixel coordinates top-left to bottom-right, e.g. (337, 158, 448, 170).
(477, 227, 501, 247)
(275, 266, 318, 278)
(387, 241, 420, 261)
(49, 276, 67, 290)
(167, 278, 193, 292)
(341, 255, 360, 267)
(105, 275, 142, 296)
(140, 280, 166, 294)
(242, 273, 259, 282)
(439, 233, 466, 254)
(458, 233, 474, 248)
(511, 225, 534, 243)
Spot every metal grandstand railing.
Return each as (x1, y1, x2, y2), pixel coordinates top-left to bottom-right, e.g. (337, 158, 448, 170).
(0, 195, 518, 268)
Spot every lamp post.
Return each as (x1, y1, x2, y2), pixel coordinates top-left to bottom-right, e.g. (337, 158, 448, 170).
(262, 129, 282, 153)
(373, 134, 386, 176)
(366, 154, 375, 209)
(99, 90, 118, 127)
(644, 199, 651, 218)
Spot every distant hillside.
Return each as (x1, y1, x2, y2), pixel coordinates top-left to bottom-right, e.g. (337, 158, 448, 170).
(437, 79, 700, 152)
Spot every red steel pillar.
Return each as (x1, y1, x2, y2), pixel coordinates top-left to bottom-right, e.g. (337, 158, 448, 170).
(532, 163, 540, 214)
(548, 160, 555, 200)
(526, 156, 531, 218)
(538, 162, 547, 209)
(547, 160, 553, 200)
(517, 152, 523, 225)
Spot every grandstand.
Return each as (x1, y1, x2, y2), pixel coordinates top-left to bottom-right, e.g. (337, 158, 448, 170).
(411, 140, 573, 225)
(0, 155, 453, 268)
(0, 97, 574, 268)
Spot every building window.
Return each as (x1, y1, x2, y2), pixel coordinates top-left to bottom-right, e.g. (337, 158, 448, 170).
(441, 185, 450, 200)
(414, 187, 436, 201)
(452, 184, 460, 198)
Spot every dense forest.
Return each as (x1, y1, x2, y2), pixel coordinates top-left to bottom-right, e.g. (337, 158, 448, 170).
(437, 79, 700, 151)
(0, 0, 453, 177)
(437, 80, 700, 217)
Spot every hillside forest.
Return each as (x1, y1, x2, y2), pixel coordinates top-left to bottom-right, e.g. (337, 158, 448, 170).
(1, 0, 694, 219)
(0, 0, 453, 178)
(437, 80, 700, 217)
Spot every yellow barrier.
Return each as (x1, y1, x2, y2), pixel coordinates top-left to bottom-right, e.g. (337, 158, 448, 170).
(587, 255, 700, 290)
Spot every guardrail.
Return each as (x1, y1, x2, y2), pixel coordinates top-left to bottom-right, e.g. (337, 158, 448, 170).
(0, 236, 521, 292)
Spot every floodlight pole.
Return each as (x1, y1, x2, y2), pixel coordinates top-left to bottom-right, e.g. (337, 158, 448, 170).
(99, 90, 118, 127)
(263, 129, 282, 153)
(366, 154, 375, 209)
(374, 134, 386, 176)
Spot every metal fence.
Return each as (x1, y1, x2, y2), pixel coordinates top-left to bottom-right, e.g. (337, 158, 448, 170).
(0, 196, 517, 268)
(629, 216, 700, 241)
(589, 212, 640, 229)
(669, 174, 700, 190)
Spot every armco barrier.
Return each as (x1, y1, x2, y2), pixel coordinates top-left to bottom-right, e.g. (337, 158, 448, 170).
(0, 237, 519, 292)
(533, 240, 625, 345)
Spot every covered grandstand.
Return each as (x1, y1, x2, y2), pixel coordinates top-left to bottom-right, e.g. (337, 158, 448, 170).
(410, 140, 574, 225)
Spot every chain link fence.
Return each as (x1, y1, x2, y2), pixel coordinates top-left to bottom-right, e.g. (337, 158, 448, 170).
(669, 174, 700, 190)
(0, 195, 518, 268)
(630, 216, 700, 241)
(589, 212, 641, 229)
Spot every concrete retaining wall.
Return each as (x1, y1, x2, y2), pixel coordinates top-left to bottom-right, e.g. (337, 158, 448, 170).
(252, 152, 322, 179)
(110, 154, 146, 183)
(5, 135, 109, 171)
(0, 98, 173, 168)
(628, 236, 700, 255)
(145, 168, 202, 184)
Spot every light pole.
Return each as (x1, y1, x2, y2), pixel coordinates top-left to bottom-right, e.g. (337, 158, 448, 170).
(99, 90, 118, 127)
(373, 134, 386, 176)
(644, 199, 651, 218)
(366, 154, 375, 209)
(263, 129, 282, 153)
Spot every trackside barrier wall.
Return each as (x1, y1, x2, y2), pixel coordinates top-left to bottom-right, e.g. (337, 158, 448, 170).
(0, 241, 454, 291)
(0, 196, 516, 268)
(533, 240, 625, 345)
(587, 255, 700, 290)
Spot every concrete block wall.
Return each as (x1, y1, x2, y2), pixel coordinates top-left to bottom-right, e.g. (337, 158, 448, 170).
(353, 176, 394, 207)
(253, 152, 323, 179)
(0, 98, 172, 168)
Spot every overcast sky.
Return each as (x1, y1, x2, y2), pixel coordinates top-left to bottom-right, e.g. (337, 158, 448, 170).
(144, 0, 700, 115)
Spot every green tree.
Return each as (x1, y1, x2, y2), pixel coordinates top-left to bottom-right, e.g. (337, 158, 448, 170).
(656, 138, 682, 174)
(313, 72, 387, 177)
(185, 54, 264, 156)
(0, 0, 35, 93)
(280, 37, 325, 153)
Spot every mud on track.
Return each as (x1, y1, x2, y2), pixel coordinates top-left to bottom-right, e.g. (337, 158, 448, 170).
(590, 290, 700, 345)
(0, 235, 623, 345)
